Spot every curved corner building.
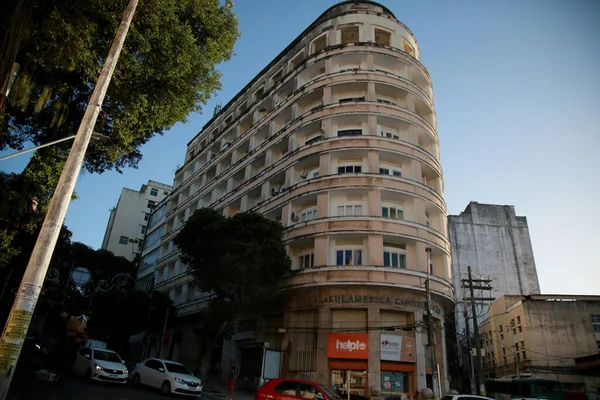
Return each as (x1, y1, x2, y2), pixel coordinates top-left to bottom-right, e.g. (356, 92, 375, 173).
(152, 1, 454, 397)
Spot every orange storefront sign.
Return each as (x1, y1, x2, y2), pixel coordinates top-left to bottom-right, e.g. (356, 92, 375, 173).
(327, 333, 369, 359)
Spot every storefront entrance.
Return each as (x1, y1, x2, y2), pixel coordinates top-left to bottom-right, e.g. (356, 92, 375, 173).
(330, 369, 368, 400)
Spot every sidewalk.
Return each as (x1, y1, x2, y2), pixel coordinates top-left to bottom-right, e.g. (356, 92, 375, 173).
(203, 382, 255, 400)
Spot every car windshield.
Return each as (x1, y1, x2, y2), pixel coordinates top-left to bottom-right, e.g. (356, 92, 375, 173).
(94, 350, 121, 363)
(319, 384, 342, 399)
(165, 362, 190, 374)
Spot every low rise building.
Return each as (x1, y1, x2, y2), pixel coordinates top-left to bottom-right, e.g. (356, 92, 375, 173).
(480, 294, 600, 394)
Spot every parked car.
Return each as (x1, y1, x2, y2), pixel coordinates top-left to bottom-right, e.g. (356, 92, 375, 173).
(72, 347, 128, 383)
(130, 358, 202, 397)
(255, 378, 342, 400)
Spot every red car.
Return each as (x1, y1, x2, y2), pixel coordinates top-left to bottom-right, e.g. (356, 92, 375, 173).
(255, 378, 342, 400)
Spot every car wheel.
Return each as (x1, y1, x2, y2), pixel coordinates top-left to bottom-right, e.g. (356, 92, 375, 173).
(132, 373, 141, 387)
(161, 381, 171, 396)
(85, 368, 92, 381)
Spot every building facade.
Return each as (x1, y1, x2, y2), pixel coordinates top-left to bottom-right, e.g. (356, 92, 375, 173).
(480, 295, 600, 394)
(101, 180, 172, 261)
(152, 1, 453, 397)
(448, 202, 540, 331)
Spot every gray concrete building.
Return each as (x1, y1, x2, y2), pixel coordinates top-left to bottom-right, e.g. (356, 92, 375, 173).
(101, 180, 172, 261)
(448, 201, 540, 331)
(447, 202, 541, 391)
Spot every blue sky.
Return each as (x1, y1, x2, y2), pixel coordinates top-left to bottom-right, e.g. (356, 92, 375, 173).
(2, 0, 599, 295)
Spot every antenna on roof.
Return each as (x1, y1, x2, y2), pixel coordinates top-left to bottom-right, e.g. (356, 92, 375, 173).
(213, 101, 222, 117)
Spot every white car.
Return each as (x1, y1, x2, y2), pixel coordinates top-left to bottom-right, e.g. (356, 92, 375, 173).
(72, 347, 128, 383)
(131, 358, 202, 397)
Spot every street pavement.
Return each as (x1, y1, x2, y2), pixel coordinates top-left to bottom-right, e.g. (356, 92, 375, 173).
(8, 376, 189, 400)
(7, 376, 255, 400)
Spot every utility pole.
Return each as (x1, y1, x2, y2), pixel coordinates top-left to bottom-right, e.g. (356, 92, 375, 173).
(425, 248, 441, 399)
(462, 288, 476, 394)
(467, 266, 487, 396)
(0, 0, 138, 398)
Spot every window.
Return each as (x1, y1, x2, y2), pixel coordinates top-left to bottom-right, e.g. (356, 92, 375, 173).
(299, 383, 320, 400)
(500, 333, 504, 340)
(522, 351, 527, 359)
(119, 236, 129, 245)
(271, 68, 283, 86)
(499, 325, 503, 333)
(141, 225, 146, 234)
(337, 129, 362, 137)
(374, 28, 391, 46)
(382, 131, 399, 139)
(337, 205, 362, 216)
(591, 315, 600, 333)
(147, 200, 156, 209)
(79, 348, 92, 357)
(379, 166, 402, 177)
(274, 381, 298, 396)
(341, 25, 359, 44)
(336, 249, 362, 265)
(518, 326, 522, 333)
(305, 135, 323, 145)
(311, 34, 327, 54)
(425, 212, 431, 227)
(144, 212, 149, 221)
(300, 208, 317, 222)
(383, 249, 406, 268)
(339, 96, 365, 103)
(145, 359, 163, 370)
(289, 51, 304, 70)
(503, 356, 507, 365)
(337, 165, 362, 174)
(299, 253, 314, 269)
(150, 188, 158, 196)
(163, 190, 169, 195)
(255, 86, 265, 100)
(402, 40, 415, 57)
(382, 206, 403, 219)
(517, 316, 521, 324)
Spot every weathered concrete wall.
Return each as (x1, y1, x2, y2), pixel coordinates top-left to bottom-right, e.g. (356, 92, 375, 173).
(448, 202, 540, 334)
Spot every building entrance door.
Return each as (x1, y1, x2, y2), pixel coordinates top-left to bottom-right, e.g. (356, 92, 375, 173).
(330, 369, 367, 400)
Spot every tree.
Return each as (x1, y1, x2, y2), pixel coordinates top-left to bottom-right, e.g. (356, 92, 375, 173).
(0, 0, 240, 263)
(174, 208, 292, 381)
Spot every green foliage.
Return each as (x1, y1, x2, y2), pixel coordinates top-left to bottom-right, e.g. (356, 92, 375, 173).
(1, 0, 239, 174)
(175, 208, 292, 311)
(0, 0, 239, 264)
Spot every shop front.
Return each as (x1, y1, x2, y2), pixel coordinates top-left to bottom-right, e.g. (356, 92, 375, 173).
(328, 333, 369, 400)
(380, 333, 416, 399)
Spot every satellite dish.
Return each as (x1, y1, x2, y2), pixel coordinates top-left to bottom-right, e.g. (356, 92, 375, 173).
(70, 267, 91, 286)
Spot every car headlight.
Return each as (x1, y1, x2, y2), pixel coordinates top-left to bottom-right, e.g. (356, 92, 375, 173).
(95, 365, 104, 371)
(175, 377, 185, 384)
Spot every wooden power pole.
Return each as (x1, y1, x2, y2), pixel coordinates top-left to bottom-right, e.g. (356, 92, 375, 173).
(0, 0, 138, 397)
(461, 266, 494, 396)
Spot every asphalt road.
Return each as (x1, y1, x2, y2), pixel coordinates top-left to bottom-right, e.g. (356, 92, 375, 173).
(8, 375, 207, 400)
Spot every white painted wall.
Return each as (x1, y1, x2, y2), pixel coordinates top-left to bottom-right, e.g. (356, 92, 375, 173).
(101, 180, 172, 261)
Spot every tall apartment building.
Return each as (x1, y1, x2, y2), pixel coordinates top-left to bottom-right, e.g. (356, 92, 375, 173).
(480, 294, 600, 393)
(101, 180, 172, 261)
(151, 1, 453, 397)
